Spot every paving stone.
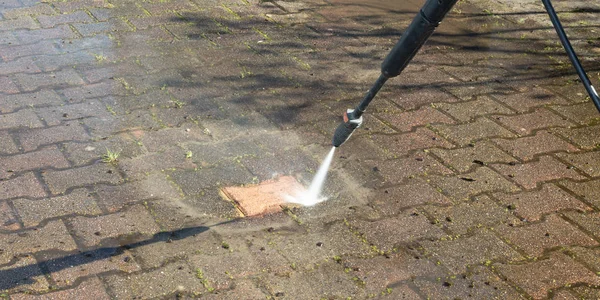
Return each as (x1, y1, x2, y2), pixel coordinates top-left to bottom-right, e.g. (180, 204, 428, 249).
(240, 147, 320, 181)
(556, 151, 600, 177)
(553, 125, 600, 149)
(62, 134, 145, 167)
(493, 184, 591, 222)
(0, 16, 39, 31)
(0, 131, 18, 154)
(349, 211, 447, 253)
(0, 40, 57, 61)
(370, 128, 454, 157)
(0, 108, 43, 130)
(268, 221, 371, 268)
(414, 266, 522, 300)
(42, 163, 122, 195)
(492, 131, 579, 161)
(0, 146, 69, 179)
(14, 69, 85, 92)
(430, 141, 518, 173)
(1, 3, 56, 19)
(94, 173, 181, 212)
(552, 102, 600, 125)
(13, 25, 77, 44)
(435, 96, 514, 122)
(188, 251, 261, 291)
(222, 176, 303, 216)
(18, 121, 89, 152)
(493, 86, 569, 112)
(0, 90, 63, 113)
(37, 100, 111, 126)
(369, 152, 453, 185)
(370, 178, 451, 214)
(551, 290, 579, 300)
(104, 262, 205, 298)
(343, 250, 444, 295)
(563, 211, 600, 240)
(492, 156, 585, 190)
(0, 200, 20, 231)
(0, 56, 40, 76)
(199, 278, 269, 300)
(13, 188, 102, 227)
(429, 167, 519, 201)
(0, 255, 49, 293)
(424, 194, 522, 235)
(10, 277, 110, 300)
(40, 248, 140, 288)
(568, 246, 600, 274)
(262, 262, 364, 299)
(0, 220, 77, 265)
(494, 108, 574, 135)
(559, 179, 600, 209)
(59, 82, 126, 102)
(495, 251, 600, 299)
(68, 204, 160, 248)
(171, 163, 254, 195)
(375, 106, 455, 132)
(137, 127, 211, 152)
(130, 227, 221, 269)
(0, 172, 46, 200)
(572, 287, 600, 300)
(497, 214, 598, 257)
(0, 76, 19, 94)
(119, 146, 197, 180)
(433, 117, 516, 146)
(37, 11, 93, 28)
(422, 229, 523, 274)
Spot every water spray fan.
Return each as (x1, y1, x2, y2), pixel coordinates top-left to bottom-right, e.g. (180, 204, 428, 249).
(332, 0, 600, 147)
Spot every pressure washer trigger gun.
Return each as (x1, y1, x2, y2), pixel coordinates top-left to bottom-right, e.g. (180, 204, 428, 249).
(332, 109, 362, 147)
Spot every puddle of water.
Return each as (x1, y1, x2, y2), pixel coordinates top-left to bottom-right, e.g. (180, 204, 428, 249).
(284, 147, 336, 206)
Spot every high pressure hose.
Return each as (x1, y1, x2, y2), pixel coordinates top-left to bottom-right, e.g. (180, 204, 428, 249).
(541, 0, 600, 112)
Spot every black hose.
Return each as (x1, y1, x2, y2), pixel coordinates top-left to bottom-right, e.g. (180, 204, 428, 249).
(541, 0, 600, 112)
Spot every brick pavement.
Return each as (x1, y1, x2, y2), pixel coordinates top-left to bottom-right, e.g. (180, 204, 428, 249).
(0, 0, 599, 299)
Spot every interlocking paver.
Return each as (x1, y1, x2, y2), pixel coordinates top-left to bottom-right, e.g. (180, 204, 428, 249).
(13, 25, 77, 44)
(559, 179, 600, 209)
(42, 163, 122, 195)
(492, 156, 586, 190)
(493, 184, 591, 222)
(0, 220, 77, 265)
(376, 105, 455, 132)
(371, 152, 453, 184)
(0, 90, 63, 113)
(413, 266, 522, 299)
(0, 172, 46, 200)
(553, 125, 600, 149)
(0, 131, 18, 154)
(430, 141, 518, 173)
(0, 200, 20, 231)
(495, 108, 574, 134)
(421, 229, 523, 274)
(37, 11, 93, 28)
(371, 127, 454, 156)
(493, 86, 569, 112)
(433, 117, 516, 146)
(68, 204, 160, 248)
(492, 131, 579, 161)
(370, 178, 451, 214)
(429, 167, 520, 201)
(10, 277, 110, 300)
(423, 194, 522, 235)
(563, 211, 600, 240)
(552, 102, 600, 125)
(18, 121, 89, 151)
(436, 95, 514, 122)
(495, 251, 600, 299)
(497, 214, 598, 257)
(104, 262, 205, 299)
(0, 146, 69, 179)
(13, 188, 102, 227)
(0, 108, 43, 130)
(0, 256, 49, 293)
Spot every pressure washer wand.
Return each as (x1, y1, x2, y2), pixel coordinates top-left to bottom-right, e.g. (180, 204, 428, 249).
(332, 0, 458, 147)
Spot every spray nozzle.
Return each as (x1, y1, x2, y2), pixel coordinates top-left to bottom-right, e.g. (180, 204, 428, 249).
(332, 109, 363, 147)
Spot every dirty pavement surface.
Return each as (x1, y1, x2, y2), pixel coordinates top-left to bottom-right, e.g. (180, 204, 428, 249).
(1, 0, 600, 298)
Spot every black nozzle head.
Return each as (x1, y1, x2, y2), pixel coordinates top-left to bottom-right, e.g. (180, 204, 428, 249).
(332, 109, 362, 147)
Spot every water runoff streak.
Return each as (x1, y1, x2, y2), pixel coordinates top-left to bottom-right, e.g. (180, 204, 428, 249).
(285, 147, 336, 206)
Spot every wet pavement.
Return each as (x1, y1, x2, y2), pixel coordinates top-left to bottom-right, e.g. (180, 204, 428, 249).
(1, 0, 600, 298)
